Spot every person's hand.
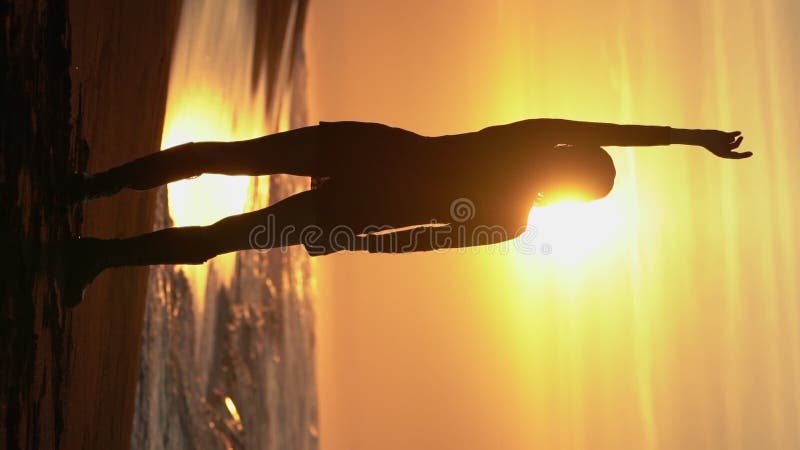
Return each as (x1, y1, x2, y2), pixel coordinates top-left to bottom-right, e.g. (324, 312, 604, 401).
(699, 130, 753, 159)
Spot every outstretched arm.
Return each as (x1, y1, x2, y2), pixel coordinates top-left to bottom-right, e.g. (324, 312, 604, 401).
(669, 128, 752, 159)
(503, 118, 670, 147)
(502, 118, 752, 159)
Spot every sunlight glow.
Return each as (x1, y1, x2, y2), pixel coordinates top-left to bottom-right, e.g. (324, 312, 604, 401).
(161, 97, 256, 230)
(160, 0, 269, 317)
(309, 2, 800, 450)
(525, 194, 622, 264)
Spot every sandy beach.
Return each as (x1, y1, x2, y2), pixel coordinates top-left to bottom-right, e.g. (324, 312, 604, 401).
(2, 1, 314, 448)
(62, 1, 184, 448)
(2, 0, 181, 448)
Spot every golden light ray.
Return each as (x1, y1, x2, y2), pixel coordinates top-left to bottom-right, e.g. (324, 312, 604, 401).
(160, 0, 269, 319)
(224, 396, 242, 423)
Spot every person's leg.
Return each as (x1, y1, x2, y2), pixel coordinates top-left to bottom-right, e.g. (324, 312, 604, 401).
(104, 189, 319, 267)
(79, 125, 321, 199)
(61, 189, 325, 307)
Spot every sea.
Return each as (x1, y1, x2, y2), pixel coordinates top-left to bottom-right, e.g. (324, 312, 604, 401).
(130, 1, 318, 449)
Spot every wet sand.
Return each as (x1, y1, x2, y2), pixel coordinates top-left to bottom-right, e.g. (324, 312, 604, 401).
(1, 0, 181, 448)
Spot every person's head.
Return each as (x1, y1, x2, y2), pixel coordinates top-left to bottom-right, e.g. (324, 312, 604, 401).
(535, 144, 616, 205)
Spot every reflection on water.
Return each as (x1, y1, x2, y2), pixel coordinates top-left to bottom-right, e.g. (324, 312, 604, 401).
(132, 1, 316, 449)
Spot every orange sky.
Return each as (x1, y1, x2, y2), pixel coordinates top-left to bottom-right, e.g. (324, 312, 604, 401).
(305, 1, 800, 449)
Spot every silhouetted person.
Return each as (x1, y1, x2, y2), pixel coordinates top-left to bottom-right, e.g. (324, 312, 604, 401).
(62, 118, 751, 306)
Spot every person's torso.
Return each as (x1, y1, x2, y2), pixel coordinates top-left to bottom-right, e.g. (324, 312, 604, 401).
(318, 121, 549, 233)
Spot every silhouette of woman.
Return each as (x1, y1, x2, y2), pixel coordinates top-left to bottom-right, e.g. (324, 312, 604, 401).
(63, 119, 751, 305)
